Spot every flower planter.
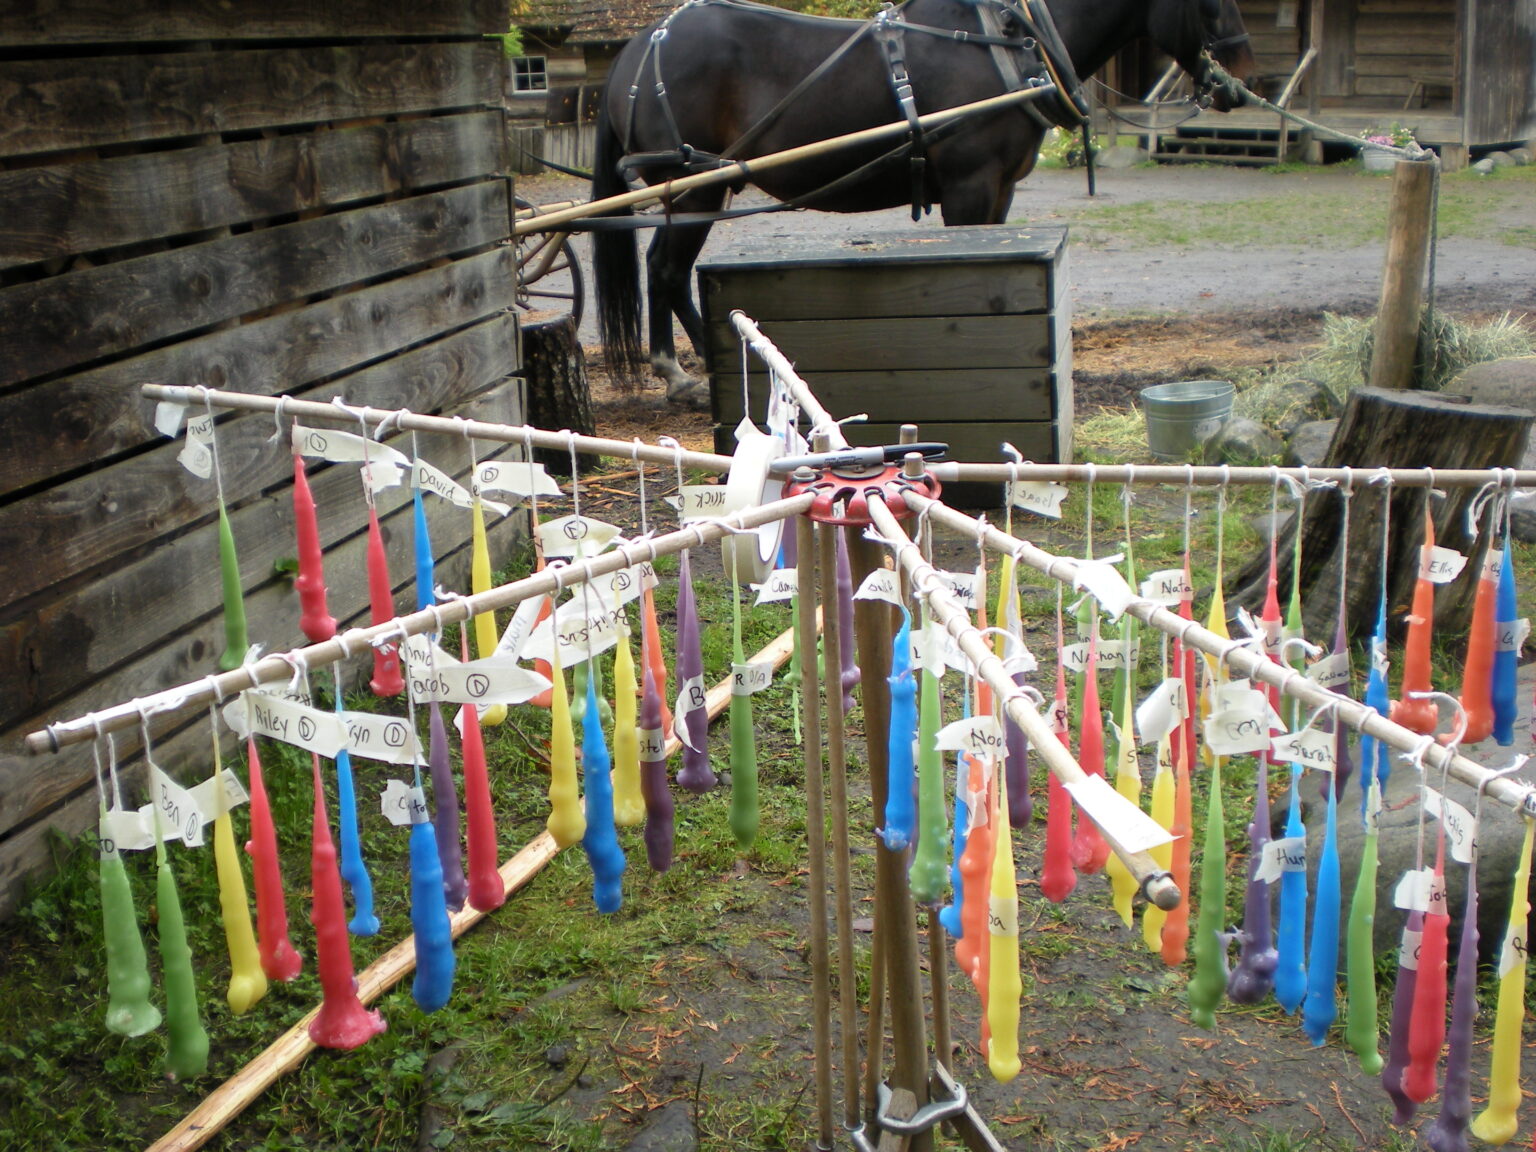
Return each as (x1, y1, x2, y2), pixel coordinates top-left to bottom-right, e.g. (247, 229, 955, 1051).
(1362, 146, 1398, 172)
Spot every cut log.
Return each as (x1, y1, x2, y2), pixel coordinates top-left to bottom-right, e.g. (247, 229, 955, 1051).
(1229, 387, 1533, 642)
(520, 311, 592, 475)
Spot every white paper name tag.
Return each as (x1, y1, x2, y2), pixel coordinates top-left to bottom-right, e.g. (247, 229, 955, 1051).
(154, 399, 189, 437)
(1136, 678, 1187, 747)
(1306, 651, 1350, 690)
(1420, 544, 1469, 584)
(677, 484, 733, 520)
(293, 423, 409, 489)
(1139, 568, 1194, 605)
(1422, 786, 1476, 864)
(938, 569, 980, 609)
(415, 458, 510, 517)
(1271, 726, 1337, 772)
(1393, 867, 1439, 913)
(601, 561, 659, 607)
(854, 568, 903, 605)
(522, 597, 627, 664)
(339, 711, 424, 765)
(1064, 773, 1174, 854)
(674, 674, 707, 751)
(638, 726, 667, 760)
(1061, 639, 1140, 673)
(224, 692, 347, 758)
(476, 459, 562, 498)
(731, 661, 774, 696)
(1074, 558, 1136, 619)
(754, 568, 798, 605)
(190, 768, 250, 822)
(148, 762, 206, 848)
(494, 594, 548, 662)
(988, 893, 1019, 937)
(381, 779, 430, 826)
(405, 633, 460, 668)
(1500, 921, 1529, 978)
(177, 412, 215, 479)
(538, 515, 622, 560)
(1399, 926, 1423, 970)
(1007, 479, 1069, 519)
(1497, 618, 1530, 653)
(1206, 688, 1273, 756)
(935, 715, 1006, 757)
(411, 657, 552, 706)
(99, 806, 156, 853)
(1256, 835, 1307, 883)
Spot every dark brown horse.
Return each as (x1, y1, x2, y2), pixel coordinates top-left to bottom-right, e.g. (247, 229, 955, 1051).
(593, 0, 1255, 401)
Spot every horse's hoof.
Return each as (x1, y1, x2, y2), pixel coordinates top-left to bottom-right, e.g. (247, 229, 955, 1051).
(665, 379, 711, 411)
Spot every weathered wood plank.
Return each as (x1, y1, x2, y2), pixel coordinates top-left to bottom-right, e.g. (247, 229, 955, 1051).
(0, 42, 498, 159)
(0, 112, 505, 270)
(0, 317, 523, 727)
(0, 385, 528, 845)
(698, 262, 1052, 323)
(711, 369, 1056, 427)
(704, 315, 1053, 372)
(0, 0, 505, 46)
(0, 180, 509, 391)
(0, 245, 513, 504)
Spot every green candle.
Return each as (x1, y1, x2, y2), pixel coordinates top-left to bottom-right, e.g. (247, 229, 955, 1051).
(727, 552, 758, 849)
(155, 830, 209, 1081)
(909, 615, 948, 906)
(99, 821, 161, 1038)
(215, 504, 248, 673)
(1343, 780, 1384, 1073)
(1187, 757, 1227, 1031)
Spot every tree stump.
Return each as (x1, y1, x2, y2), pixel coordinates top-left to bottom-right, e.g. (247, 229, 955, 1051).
(520, 312, 593, 476)
(1229, 388, 1533, 643)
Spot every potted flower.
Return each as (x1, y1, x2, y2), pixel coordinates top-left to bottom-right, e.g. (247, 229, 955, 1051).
(1360, 123, 1416, 170)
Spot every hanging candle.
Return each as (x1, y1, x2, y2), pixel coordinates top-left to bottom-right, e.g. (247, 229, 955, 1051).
(1041, 590, 1077, 904)
(641, 581, 672, 734)
(909, 617, 949, 906)
(1071, 618, 1110, 874)
(1391, 504, 1440, 734)
(727, 552, 760, 850)
(1402, 825, 1451, 1104)
(834, 529, 858, 711)
(1187, 739, 1228, 1031)
(215, 504, 249, 673)
(997, 555, 1032, 828)
(244, 735, 302, 981)
(408, 769, 455, 1013)
(986, 766, 1022, 1084)
(882, 609, 917, 852)
(1105, 667, 1141, 928)
(412, 471, 435, 614)
(427, 701, 468, 912)
(99, 802, 161, 1037)
(1301, 768, 1341, 1044)
(306, 752, 386, 1048)
(1362, 605, 1394, 812)
(638, 656, 675, 872)
(1459, 528, 1499, 743)
(1274, 757, 1308, 1014)
(293, 453, 337, 643)
(153, 815, 209, 1081)
(611, 623, 645, 828)
(1344, 775, 1384, 1073)
(365, 503, 404, 697)
(469, 491, 508, 726)
(674, 549, 716, 792)
(545, 640, 586, 849)
(940, 690, 972, 936)
(1492, 543, 1519, 746)
(956, 747, 996, 999)
(331, 674, 378, 935)
(580, 672, 626, 912)
(209, 738, 266, 1015)
(1142, 736, 1175, 952)
(1470, 818, 1533, 1144)
(1383, 903, 1428, 1123)
(1424, 824, 1481, 1152)
(1161, 544, 1198, 967)
(459, 634, 504, 912)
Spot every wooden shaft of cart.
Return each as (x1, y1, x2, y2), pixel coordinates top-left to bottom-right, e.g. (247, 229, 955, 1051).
(511, 85, 1057, 237)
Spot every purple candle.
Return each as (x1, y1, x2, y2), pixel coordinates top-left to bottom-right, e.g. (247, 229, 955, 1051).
(674, 550, 716, 792)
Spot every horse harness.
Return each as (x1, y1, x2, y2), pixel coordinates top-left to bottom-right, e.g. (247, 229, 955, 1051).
(616, 0, 1090, 221)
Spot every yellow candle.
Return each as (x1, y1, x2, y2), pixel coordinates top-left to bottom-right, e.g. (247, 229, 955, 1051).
(471, 496, 507, 726)
(611, 626, 645, 826)
(211, 754, 266, 1015)
(1142, 738, 1176, 951)
(985, 769, 1022, 1083)
(1470, 820, 1534, 1144)
(545, 644, 585, 848)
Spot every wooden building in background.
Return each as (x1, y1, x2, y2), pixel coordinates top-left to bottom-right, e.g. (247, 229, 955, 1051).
(0, 0, 526, 914)
(1105, 0, 1536, 165)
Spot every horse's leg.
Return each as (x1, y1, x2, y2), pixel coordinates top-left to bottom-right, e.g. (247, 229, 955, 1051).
(644, 193, 723, 407)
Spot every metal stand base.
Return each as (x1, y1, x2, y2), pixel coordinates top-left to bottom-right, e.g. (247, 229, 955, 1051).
(845, 1066, 1008, 1152)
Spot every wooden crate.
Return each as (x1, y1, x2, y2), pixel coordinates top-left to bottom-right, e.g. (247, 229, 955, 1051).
(700, 226, 1072, 504)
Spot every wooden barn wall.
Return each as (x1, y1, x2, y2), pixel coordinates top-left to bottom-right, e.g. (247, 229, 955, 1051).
(1351, 0, 1457, 103)
(1464, 0, 1536, 145)
(1236, 0, 1304, 91)
(0, 0, 526, 916)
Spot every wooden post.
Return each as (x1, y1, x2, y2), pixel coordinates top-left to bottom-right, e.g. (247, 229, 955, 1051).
(1367, 160, 1437, 391)
(521, 313, 593, 473)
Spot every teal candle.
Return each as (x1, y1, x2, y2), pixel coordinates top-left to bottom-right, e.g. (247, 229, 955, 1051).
(1301, 781, 1341, 1044)
(881, 610, 917, 851)
(99, 830, 161, 1037)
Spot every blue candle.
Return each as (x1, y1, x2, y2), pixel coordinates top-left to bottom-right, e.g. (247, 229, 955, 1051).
(882, 610, 917, 851)
(581, 673, 626, 913)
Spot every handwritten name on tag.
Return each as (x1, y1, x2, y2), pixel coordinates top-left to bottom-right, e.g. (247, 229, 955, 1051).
(674, 675, 707, 752)
(339, 712, 423, 766)
(1139, 568, 1193, 605)
(476, 459, 563, 498)
(1422, 785, 1476, 864)
(415, 458, 510, 516)
(149, 762, 206, 848)
(1420, 544, 1469, 585)
(1271, 726, 1337, 772)
(938, 569, 980, 608)
(1256, 835, 1307, 883)
(1136, 678, 1186, 747)
(224, 693, 347, 758)
(1497, 618, 1530, 654)
(935, 715, 1006, 758)
(854, 568, 902, 605)
(177, 412, 215, 478)
(1306, 651, 1350, 689)
(538, 515, 622, 560)
(638, 726, 668, 760)
(381, 779, 430, 826)
(731, 661, 774, 696)
(522, 597, 627, 665)
(754, 568, 798, 605)
(1007, 479, 1069, 519)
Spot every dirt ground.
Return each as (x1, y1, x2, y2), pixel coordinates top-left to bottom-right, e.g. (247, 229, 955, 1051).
(500, 164, 1536, 1151)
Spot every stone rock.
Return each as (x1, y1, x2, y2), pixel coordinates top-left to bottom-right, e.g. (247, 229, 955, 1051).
(1487, 150, 1516, 169)
(1265, 378, 1340, 436)
(1509, 494, 1536, 544)
(1448, 357, 1536, 425)
(1285, 419, 1339, 469)
(1097, 144, 1149, 169)
(1510, 147, 1534, 166)
(1211, 416, 1282, 463)
(623, 1101, 698, 1152)
(1472, 158, 1496, 175)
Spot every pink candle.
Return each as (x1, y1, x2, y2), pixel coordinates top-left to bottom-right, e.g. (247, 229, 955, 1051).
(292, 454, 336, 644)
(366, 506, 403, 696)
(460, 633, 504, 911)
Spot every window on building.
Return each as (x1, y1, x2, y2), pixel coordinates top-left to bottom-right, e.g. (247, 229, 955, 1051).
(512, 56, 549, 93)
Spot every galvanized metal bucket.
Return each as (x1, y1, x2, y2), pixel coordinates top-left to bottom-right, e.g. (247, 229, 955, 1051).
(1140, 379, 1235, 461)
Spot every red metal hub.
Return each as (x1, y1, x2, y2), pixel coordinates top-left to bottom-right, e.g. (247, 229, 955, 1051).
(785, 462, 942, 526)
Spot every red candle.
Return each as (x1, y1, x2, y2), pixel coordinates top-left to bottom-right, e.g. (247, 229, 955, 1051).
(292, 454, 336, 644)
(244, 737, 302, 982)
(1040, 598, 1076, 903)
(1391, 506, 1439, 734)
(460, 634, 505, 912)
(641, 584, 673, 735)
(955, 753, 995, 1001)
(1071, 625, 1110, 874)
(366, 505, 404, 697)
(1403, 836, 1451, 1103)
(306, 753, 386, 1049)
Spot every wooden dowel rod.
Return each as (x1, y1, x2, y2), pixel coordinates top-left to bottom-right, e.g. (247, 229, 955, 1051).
(866, 497, 1180, 910)
(510, 85, 1054, 238)
(26, 495, 814, 756)
(930, 461, 1536, 489)
(729, 312, 850, 450)
(907, 491, 1536, 821)
(140, 384, 734, 475)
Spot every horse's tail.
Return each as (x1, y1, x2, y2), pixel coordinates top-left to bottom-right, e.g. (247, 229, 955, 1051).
(592, 95, 645, 389)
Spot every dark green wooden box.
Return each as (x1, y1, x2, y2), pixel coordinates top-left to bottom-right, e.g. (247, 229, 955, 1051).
(699, 225, 1072, 504)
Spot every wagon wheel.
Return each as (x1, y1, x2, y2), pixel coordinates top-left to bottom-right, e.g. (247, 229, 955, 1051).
(514, 194, 585, 328)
